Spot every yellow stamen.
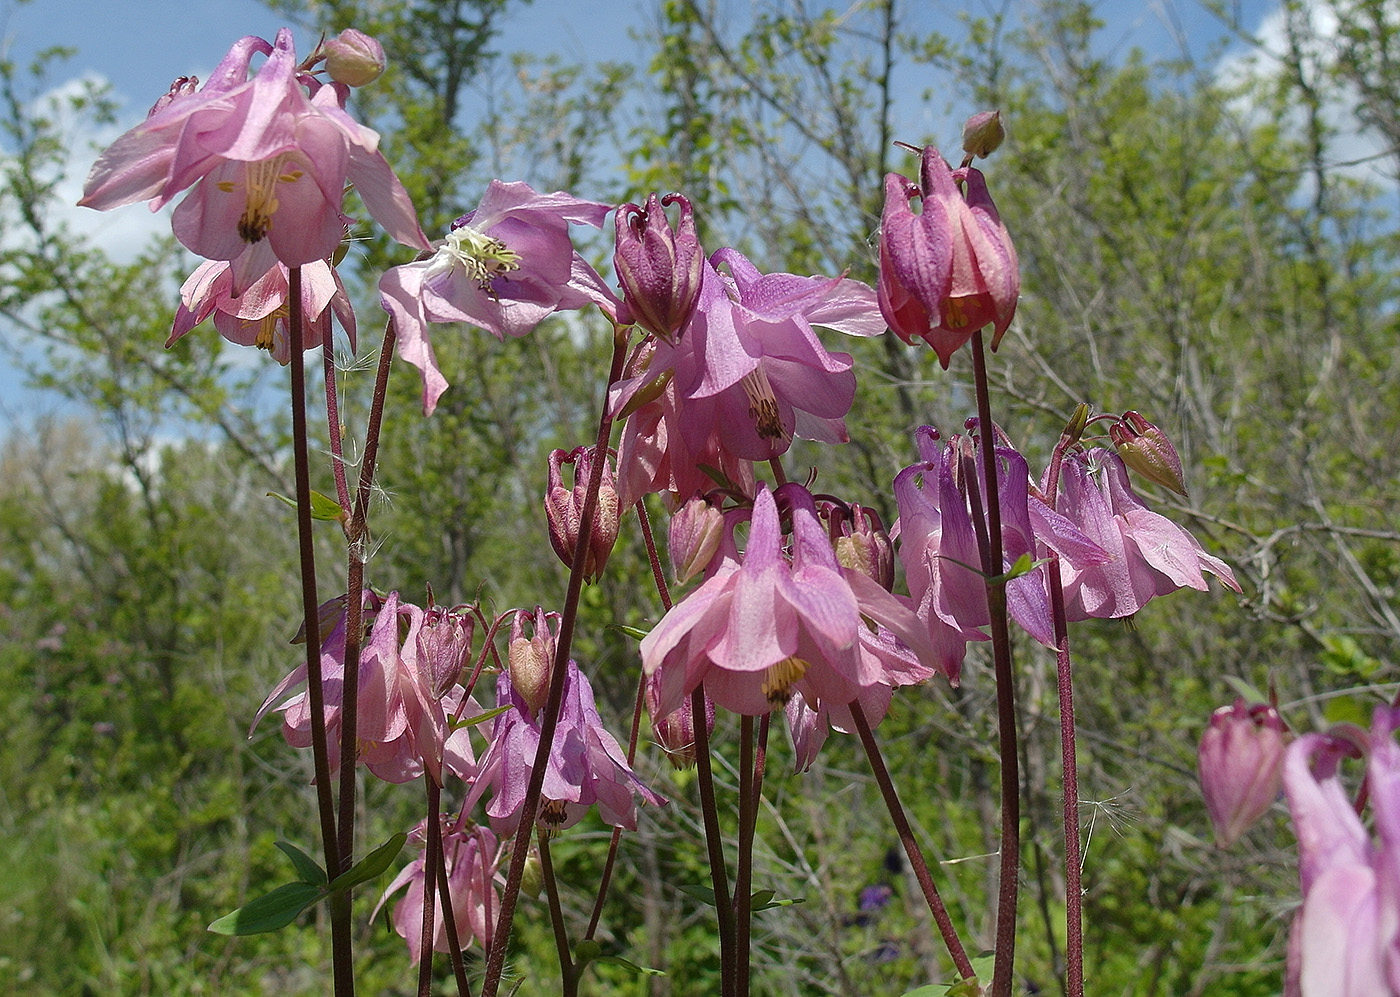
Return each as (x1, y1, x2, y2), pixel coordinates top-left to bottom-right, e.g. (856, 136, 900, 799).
(443, 225, 522, 297)
(761, 656, 809, 705)
(233, 156, 304, 244)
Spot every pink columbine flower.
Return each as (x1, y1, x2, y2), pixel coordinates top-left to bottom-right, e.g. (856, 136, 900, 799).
(374, 818, 502, 965)
(878, 147, 1019, 367)
(79, 29, 428, 286)
(319, 28, 385, 87)
(251, 591, 479, 785)
(168, 253, 356, 364)
(1054, 448, 1240, 621)
(1198, 698, 1290, 846)
(466, 657, 664, 835)
(380, 181, 622, 414)
(641, 484, 937, 718)
(1282, 711, 1400, 996)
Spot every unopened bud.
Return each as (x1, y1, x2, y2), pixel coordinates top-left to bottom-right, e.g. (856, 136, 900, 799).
(668, 495, 725, 583)
(1111, 411, 1187, 496)
(509, 607, 558, 717)
(520, 847, 544, 899)
(831, 504, 894, 592)
(545, 447, 621, 583)
(416, 605, 474, 700)
(961, 110, 1005, 160)
(613, 193, 704, 341)
(322, 28, 386, 87)
(1198, 698, 1289, 847)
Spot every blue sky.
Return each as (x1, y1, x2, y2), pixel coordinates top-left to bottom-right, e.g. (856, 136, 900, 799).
(0, 0, 1282, 434)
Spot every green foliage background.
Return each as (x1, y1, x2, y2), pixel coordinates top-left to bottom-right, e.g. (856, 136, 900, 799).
(3, 0, 1398, 993)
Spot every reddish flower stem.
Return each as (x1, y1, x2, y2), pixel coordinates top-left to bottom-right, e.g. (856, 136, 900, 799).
(323, 347, 352, 514)
(479, 323, 631, 997)
(850, 701, 975, 980)
(418, 781, 443, 997)
(733, 712, 770, 997)
(970, 329, 1021, 997)
(287, 267, 351, 995)
(434, 820, 474, 997)
(1045, 558, 1084, 997)
(539, 836, 578, 996)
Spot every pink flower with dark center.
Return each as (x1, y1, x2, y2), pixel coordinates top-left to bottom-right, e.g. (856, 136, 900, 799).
(374, 818, 502, 965)
(610, 247, 883, 470)
(642, 484, 937, 718)
(380, 181, 621, 414)
(169, 253, 356, 364)
(878, 147, 1018, 367)
(80, 29, 428, 285)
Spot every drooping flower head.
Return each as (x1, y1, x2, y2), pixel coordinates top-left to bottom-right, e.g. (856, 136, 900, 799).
(610, 247, 884, 502)
(1053, 447, 1240, 621)
(877, 146, 1019, 366)
(169, 253, 356, 363)
(641, 483, 937, 719)
(1198, 697, 1290, 847)
(380, 181, 622, 414)
(544, 446, 621, 584)
(466, 657, 664, 835)
(1282, 710, 1400, 997)
(374, 818, 502, 965)
(80, 29, 428, 288)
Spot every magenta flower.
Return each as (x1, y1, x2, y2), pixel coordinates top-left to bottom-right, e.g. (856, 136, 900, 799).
(544, 447, 621, 584)
(379, 181, 621, 414)
(466, 658, 664, 835)
(1283, 711, 1400, 996)
(1054, 448, 1240, 620)
(1198, 698, 1290, 846)
(374, 818, 501, 965)
(80, 29, 428, 284)
(878, 147, 1019, 367)
(169, 254, 356, 364)
(611, 247, 884, 470)
(641, 484, 937, 718)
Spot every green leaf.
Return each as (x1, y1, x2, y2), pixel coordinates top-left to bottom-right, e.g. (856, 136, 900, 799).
(208, 882, 324, 935)
(275, 841, 327, 885)
(1221, 675, 1268, 705)
(678, 884, 717, 906)
(899, 954, 994, 996)
(751, 892, 804, 911)
(595, 955, 666, 977)
(266, 489, 346, 523)
(988, 553, 1050, 584)
(448, 704, 511, 730)
(1323, 693, 1372, 728)
(607, 623, 650, 641)
(327, 832, 407, 894)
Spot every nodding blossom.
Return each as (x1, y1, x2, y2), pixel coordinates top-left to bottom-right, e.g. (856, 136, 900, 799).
(80, 29, 427, 290)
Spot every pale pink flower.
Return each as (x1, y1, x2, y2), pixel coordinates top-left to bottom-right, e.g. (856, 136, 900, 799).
(168, 253, 355, 364)
(80, 29, 428, 284)
(374, 818, 502, 965)
(1198, 698, 1289, 846)
(642, 484, 937, 718)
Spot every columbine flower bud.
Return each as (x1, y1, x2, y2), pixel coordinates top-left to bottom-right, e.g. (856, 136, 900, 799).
(961, 110, 1005, 160)
(613, 192, 703, 341)
(545, 447, 621, 584)
(1110, 411, 1188, 496)
(830, 503, 895, 592)
(878, 148, 1019, 367)
(1198, 698, 1290, 847)
(646, 671, 713, 770)
(416, 605, 474, 700)
(668, 494, 725, 583)
(509, 607, 558, 718)
(322, 29, 386, 87)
